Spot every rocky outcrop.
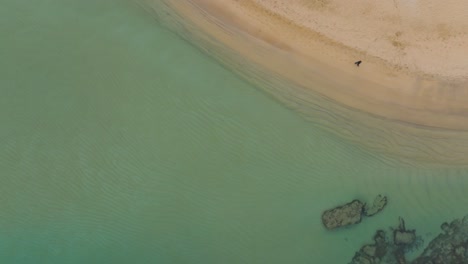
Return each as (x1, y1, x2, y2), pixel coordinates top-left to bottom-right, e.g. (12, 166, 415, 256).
(412, 215, 468, 264)
(322, 200, 364, 230)
(350, 217, 421, 264)
(349, 215, 468, 264)
(321, 195, 388, 230)
(394, 217, 416, 246)
(364, 195, 388, 217)
(351, 230, 388, 264)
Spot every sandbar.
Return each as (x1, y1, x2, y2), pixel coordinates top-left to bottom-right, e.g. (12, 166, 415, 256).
(139, 0, 468, 165)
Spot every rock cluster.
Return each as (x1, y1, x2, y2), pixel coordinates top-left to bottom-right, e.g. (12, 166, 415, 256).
(412, 215, 468, 264)
(350, 217, 419, 264)
(349, 215, 468, 264)
(351, 230, 388, 264)
(321, 195, 387, 230)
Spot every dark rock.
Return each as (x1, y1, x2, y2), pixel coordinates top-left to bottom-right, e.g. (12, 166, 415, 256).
(350, 215, 468, 264)
(441, 222, 450, 233)
(398, 217, 406, 230)
(321, 200, 364, 229)
(394, 230, 416, 245)
(349, 217, 422, 264)
(374, 230, 386, 245)
(350, 230, 389, 264)
(392, 217, 416, 246)
(393, 247, 407, 264)
(412, 215, 468, 264)
(373, 230, 388, 259)
(391, 217, 416, 246)
(364, 195, 388, 217)
(323, 195, 387, 230)
(454, 246, 465, 256)
(351, 252, 374, 264)
(463, 215, 468, 224)
(362, 244, 377, 257)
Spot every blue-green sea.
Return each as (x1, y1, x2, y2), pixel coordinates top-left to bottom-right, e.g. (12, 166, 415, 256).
(1, 0, 467, 263)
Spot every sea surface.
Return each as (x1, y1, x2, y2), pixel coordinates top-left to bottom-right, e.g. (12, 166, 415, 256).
(1, 0, 467, 263)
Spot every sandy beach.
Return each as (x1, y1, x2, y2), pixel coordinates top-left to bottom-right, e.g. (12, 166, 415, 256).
(140, 0, 468, 164)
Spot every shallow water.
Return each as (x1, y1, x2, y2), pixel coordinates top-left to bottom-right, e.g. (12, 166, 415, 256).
(1, 0, 467, 263)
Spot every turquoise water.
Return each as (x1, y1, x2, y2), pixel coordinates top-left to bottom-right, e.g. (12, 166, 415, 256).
(1, 0, 467, 263)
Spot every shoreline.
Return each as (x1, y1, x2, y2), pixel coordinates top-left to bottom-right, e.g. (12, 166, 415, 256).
(163, 0, 468, 130)
(140, 0, 468, 165)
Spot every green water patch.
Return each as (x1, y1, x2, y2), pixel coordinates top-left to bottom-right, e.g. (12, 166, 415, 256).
(0, 0, 467, 263)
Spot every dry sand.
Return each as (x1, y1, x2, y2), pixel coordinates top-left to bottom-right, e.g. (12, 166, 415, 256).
(140, 0, 468, 165)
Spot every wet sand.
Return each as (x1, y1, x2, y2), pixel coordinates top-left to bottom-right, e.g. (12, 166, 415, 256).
(140, 0, 468, 165)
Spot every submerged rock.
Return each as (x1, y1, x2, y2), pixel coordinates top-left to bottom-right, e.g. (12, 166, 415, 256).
(394, 230, 416, 246)
(349, 215, 468, 264)
(364, 195, 388, 217)
(321, 200, 364, 229)
(322, 195, 387, 230)
(373, 230, 388, 258)
(350, 217, 419, 264)
(441, 222, 450, 233)
(394, 217, 416, 246)
(412, 215, 468, 264)
(351, 231, 389, 264)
